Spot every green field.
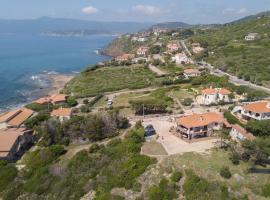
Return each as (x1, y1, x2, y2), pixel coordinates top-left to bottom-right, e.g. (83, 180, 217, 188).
(64, 65, 158, 97)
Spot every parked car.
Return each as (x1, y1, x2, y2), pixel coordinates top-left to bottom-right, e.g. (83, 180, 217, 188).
(144, 124, 156, 137)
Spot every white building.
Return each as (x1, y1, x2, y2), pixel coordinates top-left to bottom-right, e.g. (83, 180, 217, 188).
(136, 47, 149, 57)
(172, 53, 192, 64)
(230, 124, 255, 142)
(201, 88, 232, 105)
(245, 33, 259, 41)
(241, 101, 270, 121)
(176, 112, 225, 140)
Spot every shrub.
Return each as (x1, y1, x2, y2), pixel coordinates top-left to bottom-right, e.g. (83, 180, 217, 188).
(229, 153, 240, 165)
(223, 111, 240, 125)
(219, 166, 232, 179)
(262, 183, 270, 197)
(67, 96, 78, 107)
(183, 170, 209, 200)
(148, 179, 178, 200)
(0, 164, 18, 192)
(171, 171, 183, 182)
(182, 98, 194, 106)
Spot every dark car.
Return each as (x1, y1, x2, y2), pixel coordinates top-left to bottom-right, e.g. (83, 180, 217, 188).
(144, 124, 156, 137)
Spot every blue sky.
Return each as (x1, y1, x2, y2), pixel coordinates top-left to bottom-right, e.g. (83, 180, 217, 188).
(1, 0, 270, 24)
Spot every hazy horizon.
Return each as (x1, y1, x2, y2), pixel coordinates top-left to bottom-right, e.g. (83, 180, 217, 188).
(1, 0, 270, 24)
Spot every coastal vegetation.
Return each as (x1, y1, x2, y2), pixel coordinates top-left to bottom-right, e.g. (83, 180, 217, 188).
(188, 15, 270, 86)
(64, 65, 158, 98)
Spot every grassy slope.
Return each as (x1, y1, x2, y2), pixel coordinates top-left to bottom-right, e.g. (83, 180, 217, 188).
(64, 65, 158, 97)
(189, 16, 270, 85)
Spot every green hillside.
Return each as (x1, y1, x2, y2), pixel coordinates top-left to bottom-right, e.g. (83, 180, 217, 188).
(189, 15, 270, 86)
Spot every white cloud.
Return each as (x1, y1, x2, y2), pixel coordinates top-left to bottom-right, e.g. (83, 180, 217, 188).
(132, 5, 162, 16)
(81, 6, 98, 14)
(237, 8, 248, 14)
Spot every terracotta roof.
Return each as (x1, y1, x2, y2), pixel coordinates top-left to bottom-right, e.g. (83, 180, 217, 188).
(184, 68, 200, 74)
(0, 108, 34, 127)
(243, 101, 270, 113)
(231, 124, 256, 141)
(219, 88, 231, 95)
(51, 108, 72, 117)
(201, 88, 217, 95)
(0, 128, 28, 156)
(201, 88, 231, 95)
(178, 112, 225, 128)
(35, 94, 68, 105)
(34, 97, 51, 105)
(7, 108, 34, 127)
(0, 109, 21, 123)
(50, 94, 68, 104)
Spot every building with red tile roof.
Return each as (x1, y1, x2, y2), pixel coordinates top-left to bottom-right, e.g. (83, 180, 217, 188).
(242, 101, 270, 121)
(35, 94, 68, 105)
(176, 112, 225, 140)
(0, 128, 33, 160)
(51, 108, 73, 122)
(0, 108, 34, 129)
(201, 88, 232, 105)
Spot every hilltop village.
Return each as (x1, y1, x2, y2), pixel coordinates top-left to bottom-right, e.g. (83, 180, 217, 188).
(0, 14, 270, 200)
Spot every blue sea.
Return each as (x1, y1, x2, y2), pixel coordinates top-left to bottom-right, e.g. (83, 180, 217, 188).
(0, 34, 114, 111)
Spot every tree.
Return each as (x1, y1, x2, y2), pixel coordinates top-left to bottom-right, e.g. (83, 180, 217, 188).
(246, 120, 270, 137)
(67, 96, 78, 107)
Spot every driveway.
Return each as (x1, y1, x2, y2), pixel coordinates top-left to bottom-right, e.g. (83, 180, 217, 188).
(142, 116, 218, 155)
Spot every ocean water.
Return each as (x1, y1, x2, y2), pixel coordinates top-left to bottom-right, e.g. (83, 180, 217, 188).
(0, 34, 114, 111)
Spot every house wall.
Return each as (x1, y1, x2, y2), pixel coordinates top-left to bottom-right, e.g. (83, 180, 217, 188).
(202, 94, 217, 105)
(230, 128, 246, 141)
(242, 110, 270, 121)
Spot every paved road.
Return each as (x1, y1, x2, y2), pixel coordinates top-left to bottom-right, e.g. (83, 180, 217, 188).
(181, 40, 192, 56)
(203, 62, 270, 94)
(181, 40, 270, 94)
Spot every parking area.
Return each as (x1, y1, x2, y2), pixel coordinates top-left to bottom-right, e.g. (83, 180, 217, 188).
(142, 116, 218, 155)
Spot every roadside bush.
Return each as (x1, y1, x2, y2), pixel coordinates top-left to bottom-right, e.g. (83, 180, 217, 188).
(223, 111, 241, 125)
(219, 166, 232, 179)
(171, 171, 183, 182)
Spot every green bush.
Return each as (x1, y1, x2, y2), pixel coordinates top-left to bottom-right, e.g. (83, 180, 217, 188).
(67, 96, 78, 107)
(148, 179, 178, 200)
(171, 171, 183, 182)
(183, 170, 209, 200)
(182, 98, 194, 106)
(219, 166, 232, 179)
(0, 164, 18, 192)
(229, 153, 240, 165)
(262, 183, 270, 197)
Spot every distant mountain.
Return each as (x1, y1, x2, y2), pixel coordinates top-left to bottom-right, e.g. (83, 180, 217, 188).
(229, 10, 270, 24)
(150, 22, 191, 30)
(0, 17, 154, 35)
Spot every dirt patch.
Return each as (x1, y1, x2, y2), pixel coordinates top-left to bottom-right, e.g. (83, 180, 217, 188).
(141, 141, 168, 156)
